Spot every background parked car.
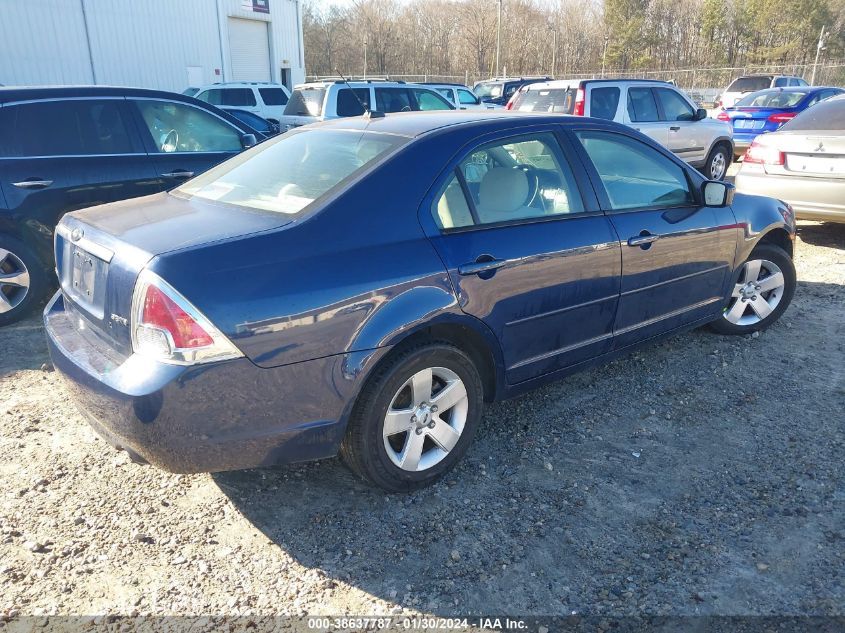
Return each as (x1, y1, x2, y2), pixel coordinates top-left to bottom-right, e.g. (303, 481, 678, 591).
(221, 108, 280, 136)
(0, 86, 259, 325)
(507, 79, 734, 180)
(194, 82, 291, 125)
(718, 74, 808, 109)
(735, 95, 845, 223)
(717, 86, 843, 157)
(416, 82, 499, 110)
(278, 80, 454, 130)
(472, 76, 551, 106)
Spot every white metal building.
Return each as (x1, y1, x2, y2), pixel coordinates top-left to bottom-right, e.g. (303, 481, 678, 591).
(0, 0, 305, 92)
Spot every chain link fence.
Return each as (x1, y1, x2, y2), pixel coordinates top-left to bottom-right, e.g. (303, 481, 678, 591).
(308, 63, 845, 107)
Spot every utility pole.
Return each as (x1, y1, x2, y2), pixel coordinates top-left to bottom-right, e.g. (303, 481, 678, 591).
(549, 24, 557, 77)
(810, 25, 826, 85)
(363, 38, 368, 79)
(495, 0, 502, 78)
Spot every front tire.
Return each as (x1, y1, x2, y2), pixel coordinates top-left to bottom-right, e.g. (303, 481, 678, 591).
(0, 235, 47, 327)
(340, 342, 484, 492)
(710, 243, 795, 335)
(703, 142, 731, 181)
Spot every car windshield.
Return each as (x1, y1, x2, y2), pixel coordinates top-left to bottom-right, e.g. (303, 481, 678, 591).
(781, 97, 845, 131)
(474, 82, 503, 99)
(727, 76, 772, 93)
(175, 129, 403, 215)
(283, 88, 326, 116)
(510, 87, 575, 113)
(736, 90, 806, 108)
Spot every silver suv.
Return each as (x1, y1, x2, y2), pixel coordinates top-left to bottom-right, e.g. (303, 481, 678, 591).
(278, 80, 454, 130)
(509, 79, 734, 180)
(718, 75, 808, 109)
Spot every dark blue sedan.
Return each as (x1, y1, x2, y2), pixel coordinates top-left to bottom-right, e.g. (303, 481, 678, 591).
(718, 86, 844, 157)
(44, 111, 797, 491)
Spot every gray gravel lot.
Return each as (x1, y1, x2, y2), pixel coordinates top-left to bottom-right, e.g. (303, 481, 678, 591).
(1, 221, 843, 619)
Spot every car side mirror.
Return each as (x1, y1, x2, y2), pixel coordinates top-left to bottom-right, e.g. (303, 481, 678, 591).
(703, 181, 735, 207)
(695, 108, 708, 121)
(241, 133, 257, 149)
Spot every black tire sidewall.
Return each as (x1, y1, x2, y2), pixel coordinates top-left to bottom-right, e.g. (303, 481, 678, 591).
(0, 235, 48, 327)
(711, 243, 796, 335)
(349, 344, 484, 491)
(706, 143, 730, 181)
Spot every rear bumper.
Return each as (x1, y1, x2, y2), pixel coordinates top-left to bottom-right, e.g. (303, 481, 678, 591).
(734, 171, 845, 223)
(44, 292, 354, 473)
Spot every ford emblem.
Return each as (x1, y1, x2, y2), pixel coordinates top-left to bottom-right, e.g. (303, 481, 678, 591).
(70, 228, 83, 242)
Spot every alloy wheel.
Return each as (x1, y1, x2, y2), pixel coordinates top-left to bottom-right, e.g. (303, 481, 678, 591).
(0, 248, 31, 314)
(723, 258, 785, 326)
(382, 366, 469, 472)
(710, 150, 727, 180)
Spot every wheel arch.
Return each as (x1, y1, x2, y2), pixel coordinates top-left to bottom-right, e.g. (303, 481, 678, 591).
(756, 227, 793, 259)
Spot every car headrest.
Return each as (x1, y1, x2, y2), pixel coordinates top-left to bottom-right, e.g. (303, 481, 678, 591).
(478, 167, 528, 214)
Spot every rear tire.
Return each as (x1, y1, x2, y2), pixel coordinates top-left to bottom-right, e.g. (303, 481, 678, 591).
(0, 235, 47, 327)
(340, 342, 484, 492)
(702, 142, 731, 181)
(710, 243, 795, 335)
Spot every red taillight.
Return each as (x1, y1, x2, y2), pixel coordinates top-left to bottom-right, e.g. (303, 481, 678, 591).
(767, 112, 797, 124)
(141, 284, 213, 348)
(717, 111, 730, 121)
(573, 87, 585, 116)
(743, 140, 784, 166)
(131, 270, 242, 364)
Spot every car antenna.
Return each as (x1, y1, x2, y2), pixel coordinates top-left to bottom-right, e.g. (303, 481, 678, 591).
(336, 69, 384, 119)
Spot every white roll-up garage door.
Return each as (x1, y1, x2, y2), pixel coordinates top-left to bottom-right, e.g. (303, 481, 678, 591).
(228, 17, 271, 82)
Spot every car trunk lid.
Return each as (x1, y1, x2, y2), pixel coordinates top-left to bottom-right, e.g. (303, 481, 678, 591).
(761, 132, 845, 179)
(55, 192, 290, 355)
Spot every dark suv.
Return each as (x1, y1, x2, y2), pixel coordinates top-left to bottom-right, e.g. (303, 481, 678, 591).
(472, 76, 552, 106)
(0, 86, 259, 325)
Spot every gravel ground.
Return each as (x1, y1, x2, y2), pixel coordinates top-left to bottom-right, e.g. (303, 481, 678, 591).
(1, 220, 843, 620)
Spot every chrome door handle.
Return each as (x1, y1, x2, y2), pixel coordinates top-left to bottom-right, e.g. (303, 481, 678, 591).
(628, 233, 660, 247)
(161, 171, 194, 179)
(12, 179, 53, 189)
(458, 258, 506, 276)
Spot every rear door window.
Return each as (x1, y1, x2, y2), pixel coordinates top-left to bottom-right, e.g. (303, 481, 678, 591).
(432, 133, 585, 229)
(197, 88, 257, 107)
(336, 88, 371, 116)
(654, 88, 695, 121)
(375, 88, 413, 113)
(589, 87, 620, 120)
(135, 100, 242, 153)
(627, 87, 660, 122)
(0, 100, 136, 157)
(258, 88, 288, 105)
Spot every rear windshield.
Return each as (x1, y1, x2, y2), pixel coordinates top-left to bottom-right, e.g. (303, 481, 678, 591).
(736, 91, 806, 108)
(175, 129, 403, 215)
(727, 76, 772, 93)
(781, 98, 845, 131)
(510, 87, 575, 113)
(283, 88, 326, 116)
(474, 82, 503, 99)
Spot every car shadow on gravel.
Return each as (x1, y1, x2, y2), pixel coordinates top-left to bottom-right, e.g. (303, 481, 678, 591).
(213, 281, 845, 616)
(0, 313, 51, 376)
(797, 221, 845, 248)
